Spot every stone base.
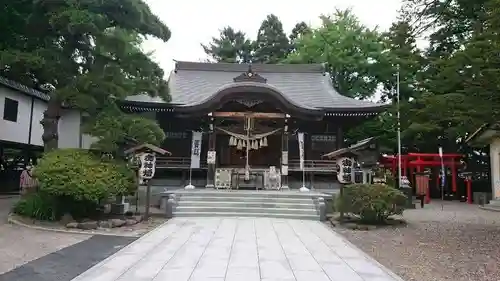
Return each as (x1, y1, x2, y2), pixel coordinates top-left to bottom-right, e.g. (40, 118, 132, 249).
(479, 199, 500, 212)
(110, 203, 130, 215)
(488, 198, 500, 206)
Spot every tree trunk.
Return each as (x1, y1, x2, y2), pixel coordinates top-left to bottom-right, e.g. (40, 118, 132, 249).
(41, 98, 61, 151)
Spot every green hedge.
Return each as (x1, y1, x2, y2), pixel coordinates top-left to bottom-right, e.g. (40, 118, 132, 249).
(14, 149, 137, 220)
(34, 149, 136, 202)
(336, 183, 406, 224)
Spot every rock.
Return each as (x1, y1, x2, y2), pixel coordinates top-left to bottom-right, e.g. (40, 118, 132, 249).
(77, 221, 98, 230)
(110, 219, 126, 228)
(66, 222, 79, 228)
(134, 215, 144, 223)
(99, 220, 113, 228)
(357, 225, 377, 231)
(60, 213, 74, 225)
(344, 223, 360, 230)
(125, 219, 138, 226)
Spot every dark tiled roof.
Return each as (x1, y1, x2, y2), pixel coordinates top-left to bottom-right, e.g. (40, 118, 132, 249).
(0, 76, 50, 101)
(126, 61, 385, 112)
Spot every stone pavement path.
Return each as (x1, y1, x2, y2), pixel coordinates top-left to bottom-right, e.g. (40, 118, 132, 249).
(0, 196, 137, 281)
(71, 217, 404, 281)
(0, 197, 88, 275)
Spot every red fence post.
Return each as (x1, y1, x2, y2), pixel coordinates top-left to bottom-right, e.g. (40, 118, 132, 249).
(451, 160, 457, 193)
(466, 178, 472, 204)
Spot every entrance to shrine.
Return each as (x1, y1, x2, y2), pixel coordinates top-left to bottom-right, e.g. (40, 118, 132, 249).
(214, 113, 283, 170)
(218, 134, 281, 168)
(213, 112, 284, 190)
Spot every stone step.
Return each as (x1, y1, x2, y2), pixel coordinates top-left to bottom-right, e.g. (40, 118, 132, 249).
(178, 200, 316, 210)
(170, 190, 326, 199)
(177, 196, 314, 204)
(175, 206, 318, 216)
(173, 211, 319, 220)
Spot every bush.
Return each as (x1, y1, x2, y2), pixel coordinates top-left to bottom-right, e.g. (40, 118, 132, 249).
(35, 149, 137, 203)
(23, 149, 138, 220)
(13, 192, 57, 221)
(335, 184, 406, 224)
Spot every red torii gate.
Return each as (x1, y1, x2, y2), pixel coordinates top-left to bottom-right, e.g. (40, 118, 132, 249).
(381, 153, 463, 203)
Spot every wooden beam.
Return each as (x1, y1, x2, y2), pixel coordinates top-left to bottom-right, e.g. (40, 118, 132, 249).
(212, 112, 286, 118)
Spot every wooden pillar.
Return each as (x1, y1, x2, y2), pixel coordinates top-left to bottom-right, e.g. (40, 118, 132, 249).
(281, 118, 289, 189)
(181, 170, 187, 186)
(336, 126, 343, 149)
(205, 116, 216, 188)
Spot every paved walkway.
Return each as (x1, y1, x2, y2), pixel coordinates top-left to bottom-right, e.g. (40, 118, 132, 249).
(71, 218, 404, 281)
(0, 196, 91, 276)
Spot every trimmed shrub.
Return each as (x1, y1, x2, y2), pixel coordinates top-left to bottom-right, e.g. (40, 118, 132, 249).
(23, 149, 138, 220)
(336, 184, 406, 224)
(35, 149, 137, 202)
(13, 192, 57, 221)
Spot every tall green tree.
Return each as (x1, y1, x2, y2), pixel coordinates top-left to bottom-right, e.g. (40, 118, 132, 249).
(0, 0, 171, 151)
(201, 26, 253, 63)
(380, 20, 425, 102)
(254, 14, 290, 63)
(396, 0, 498, 154)
(289, 21, 311, 54)
(347, 20, 424, 150)
(286, 9, 389, 100)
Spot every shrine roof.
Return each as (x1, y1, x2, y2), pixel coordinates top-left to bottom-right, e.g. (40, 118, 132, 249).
(125, 61, 386, 113)
(465, 123, 500, 147)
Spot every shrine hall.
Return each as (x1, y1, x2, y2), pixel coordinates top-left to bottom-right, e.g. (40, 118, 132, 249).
(121, 61, 386, 190)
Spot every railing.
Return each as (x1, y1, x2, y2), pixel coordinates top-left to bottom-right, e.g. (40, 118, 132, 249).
(156, 156, 207, 169)
(288, 159, 339, 172)
(155, 156, 338, 172)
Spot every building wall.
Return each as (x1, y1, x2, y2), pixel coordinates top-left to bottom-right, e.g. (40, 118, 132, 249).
(0, 86, 34, 144)
(30, 99, 47, 146)
(81, 134, 98, 149)
(0, 85, 86, 148)
(489, 139, 500, 199)
(58, 109, 82, 148)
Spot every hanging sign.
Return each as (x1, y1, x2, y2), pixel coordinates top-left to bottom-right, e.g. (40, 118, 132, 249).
(207, 151, 216, 164)
(281, 151, 288, 176)
(282, 151, 288, 165)
(298, 132, 305, 170)
(190, 131, 202, 169)
(138, 152, 156, 184)
(336, 157, 353, 183)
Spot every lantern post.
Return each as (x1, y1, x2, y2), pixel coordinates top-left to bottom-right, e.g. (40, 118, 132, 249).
(124, 144, 170, 219)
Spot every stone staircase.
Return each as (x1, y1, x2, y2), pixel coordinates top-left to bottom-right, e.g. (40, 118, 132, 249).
(169, 190, 325, 220)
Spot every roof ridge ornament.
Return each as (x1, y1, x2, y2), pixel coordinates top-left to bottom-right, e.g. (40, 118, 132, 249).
(233, 63, 267, 83)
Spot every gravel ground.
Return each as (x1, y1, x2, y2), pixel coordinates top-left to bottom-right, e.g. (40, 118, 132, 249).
(0, 196, 91, 274)
(333, 201, 500, 281)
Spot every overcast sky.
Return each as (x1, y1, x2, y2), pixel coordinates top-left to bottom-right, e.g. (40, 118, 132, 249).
(142, 0, 403, 75)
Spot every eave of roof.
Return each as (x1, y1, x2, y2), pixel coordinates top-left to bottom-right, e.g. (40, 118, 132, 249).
(465, 123, 500, 147)
(0, 76, 50, 101)
(322, 137, 378, 159)
(124, 61, 387, 113)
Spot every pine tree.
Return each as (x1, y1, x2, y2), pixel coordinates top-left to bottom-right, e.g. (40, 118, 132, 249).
(253, 14, 290, 63)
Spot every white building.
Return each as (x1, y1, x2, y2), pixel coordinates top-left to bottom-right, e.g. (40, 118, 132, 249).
(466, 123, 500, 209)
(0, 76, 93, 154)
